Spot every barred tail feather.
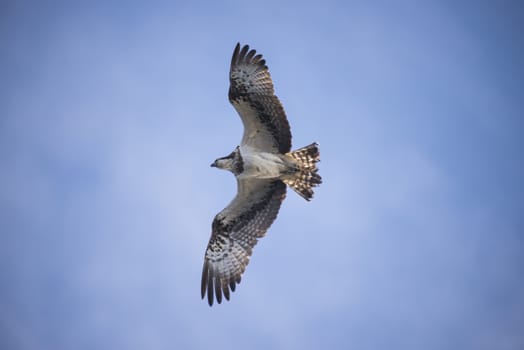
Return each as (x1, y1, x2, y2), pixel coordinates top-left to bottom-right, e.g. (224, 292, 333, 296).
(283, 142, 322, 201)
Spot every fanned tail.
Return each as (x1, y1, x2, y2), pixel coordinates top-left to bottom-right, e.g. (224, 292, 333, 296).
(283, 142, 322, 201)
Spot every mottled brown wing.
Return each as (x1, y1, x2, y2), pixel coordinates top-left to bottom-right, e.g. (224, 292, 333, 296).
(228, 43, 292, 154)
(201, 179, 287, 306)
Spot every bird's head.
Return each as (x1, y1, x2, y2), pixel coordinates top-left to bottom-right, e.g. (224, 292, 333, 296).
(211, 155, 234, 170)
(211, 146, 242, 174)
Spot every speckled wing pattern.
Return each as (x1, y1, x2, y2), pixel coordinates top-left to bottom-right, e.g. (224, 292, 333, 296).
(228, 43, 292, 154)
(201, 179, 287, 306)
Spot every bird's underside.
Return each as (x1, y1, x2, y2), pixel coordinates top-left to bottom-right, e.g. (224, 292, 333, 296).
(201, 43, 321, 306)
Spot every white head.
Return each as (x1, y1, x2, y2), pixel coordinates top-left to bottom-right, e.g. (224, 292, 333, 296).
(211, 146, 243, 174)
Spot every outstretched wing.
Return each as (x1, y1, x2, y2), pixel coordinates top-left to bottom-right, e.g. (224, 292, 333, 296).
(228, 43, 292, 154)
(201, 179, 287, 306)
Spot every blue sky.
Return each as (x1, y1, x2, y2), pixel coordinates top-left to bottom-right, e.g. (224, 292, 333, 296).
(1, 1, 523, 349)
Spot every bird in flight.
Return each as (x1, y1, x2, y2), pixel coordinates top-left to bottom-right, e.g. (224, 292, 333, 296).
(201, 43, 322, 306)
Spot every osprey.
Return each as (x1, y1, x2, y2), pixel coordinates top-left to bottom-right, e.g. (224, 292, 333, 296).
(201, 43, 322, 306)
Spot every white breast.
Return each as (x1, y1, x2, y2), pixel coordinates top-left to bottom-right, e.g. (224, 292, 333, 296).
(239, 146, 289, 179)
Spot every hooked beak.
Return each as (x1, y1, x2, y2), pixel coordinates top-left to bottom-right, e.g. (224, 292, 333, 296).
(210, 161, 217, 167)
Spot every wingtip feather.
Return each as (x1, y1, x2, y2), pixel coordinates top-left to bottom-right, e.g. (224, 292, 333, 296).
(207, 276, 214, 306)
(239, 44, 249, 59)
(215, 279, 222, 304)
(201, 261, 208, 300)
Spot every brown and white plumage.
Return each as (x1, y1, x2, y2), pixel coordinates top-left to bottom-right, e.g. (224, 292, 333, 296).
(202, 43, 321, 306)
(228, 43, 291, 153)
(201, 179, 286, 306)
